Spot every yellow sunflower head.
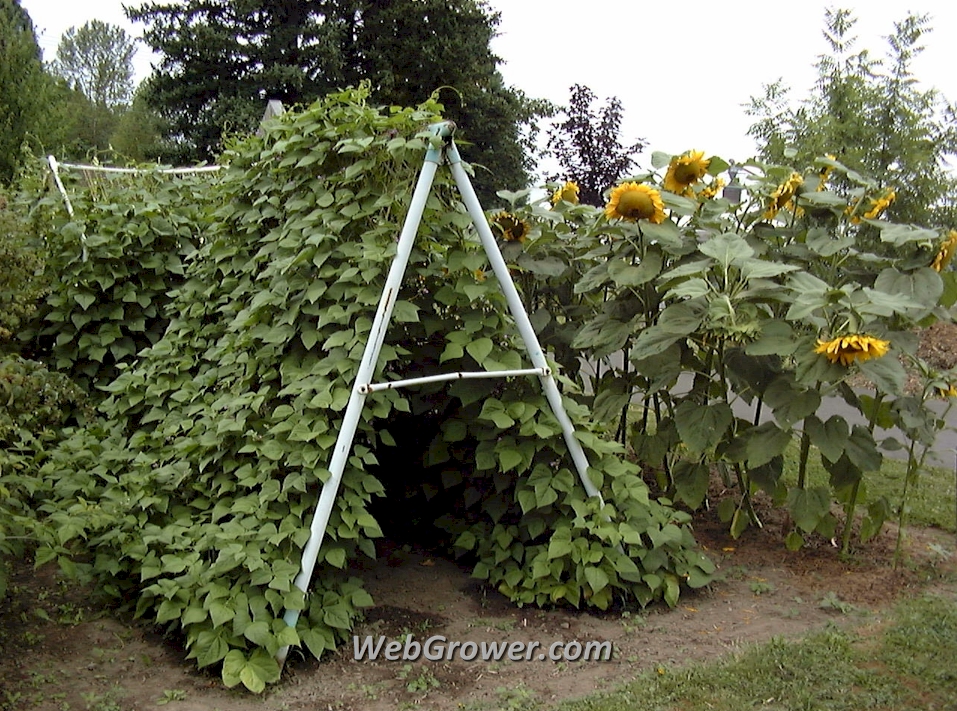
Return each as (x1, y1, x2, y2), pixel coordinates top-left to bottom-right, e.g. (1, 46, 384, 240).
(698, 178, 726, 201)
(936, 383, 957, 398)
(862, 188, 896, 220)
(816, 154, 837, 191)
(814, 334, 890, 367)
(763, 172, 804, 220)
(604, 182, 666, 223)
(551, 181, 580, 205)
(490, 211, 530, 243)
(664, 150, 710, 195)
(931, 230, 957, 272)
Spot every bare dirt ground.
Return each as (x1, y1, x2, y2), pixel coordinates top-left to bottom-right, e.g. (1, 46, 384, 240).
(2, 502, 955, 711)
(4, 323, 957, 711)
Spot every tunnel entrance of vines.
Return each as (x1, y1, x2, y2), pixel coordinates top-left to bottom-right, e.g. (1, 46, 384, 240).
(365, 384, 488, 560)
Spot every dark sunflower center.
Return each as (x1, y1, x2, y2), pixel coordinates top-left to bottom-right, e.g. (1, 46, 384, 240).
(617, 190, 654, 219)
(673, 162, 699, 185)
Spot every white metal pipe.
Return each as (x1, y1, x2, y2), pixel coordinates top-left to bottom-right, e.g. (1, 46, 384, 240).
(445, 145, 604, 503)
(277, 127, 448, 667)
(46, 155, 74, 217)
(361, 367, 547, 393)
(47, 155, 89, 261)
(54, 162, 222, 174)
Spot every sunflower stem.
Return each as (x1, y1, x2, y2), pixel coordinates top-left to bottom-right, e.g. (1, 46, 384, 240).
(840, 389, 883, 555)
(893, 438, 919, 568)
(797, 427, 813, 490)
(733, 462, 762, 529)
(617, 343, 630, 447)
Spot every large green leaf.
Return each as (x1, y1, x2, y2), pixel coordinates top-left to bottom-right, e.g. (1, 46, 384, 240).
(699, 232, 754, 267)
(844, 424, 882, 472)
(879, 223, 939, 246)
(857, 355, 906, 396)
(674, 400, 733, 453)
(744, 422, 793, 468)
(672, 460, 710, 509)
(787, 486, 831, 533)
(762, 377, 821, 427)
(608, 250, 663, 287)
(571, 315, 632, 355)
(804, 415, 848, 463)
(873, 267, 942, 316)
(517, 254, 568, 277)
(745, 319, 799, 356)
(465, 337, 493, 365)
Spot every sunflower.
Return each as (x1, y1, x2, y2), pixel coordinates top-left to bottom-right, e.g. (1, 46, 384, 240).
(936, 383, 957, 398)
(698, 178, 725, 201)
(814, 334, 890, 367)
(763, 172, 804, 220)
(551, 181, 580, 205)
(490, 211, 530, 243)
(932, 230, 957, 272)
(817, 154, 836, 191)
(604, 182, 666, 223)
(664, 150, 710, 195)
(861, 188, 896, 220)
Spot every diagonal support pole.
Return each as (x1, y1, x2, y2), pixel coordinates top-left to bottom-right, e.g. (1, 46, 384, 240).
(444, 142, 604, 502)
(276, 123, 449, 666)
(277, 122, 603, 667)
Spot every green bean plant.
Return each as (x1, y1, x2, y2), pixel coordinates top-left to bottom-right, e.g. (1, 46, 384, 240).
(31, 86, 712, 692)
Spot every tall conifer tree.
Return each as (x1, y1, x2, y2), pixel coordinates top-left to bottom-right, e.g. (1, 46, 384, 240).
(127, 0, 543, 201)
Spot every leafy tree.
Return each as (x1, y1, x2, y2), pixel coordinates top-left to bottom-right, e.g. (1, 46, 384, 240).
(51, 20, 136, 108)
(0, 0, 49, 182)
(39, 20, 140, 160)
(746, 8, 957, 228)
(108, 86, 167, 161)
(126, 0, 543, 201)
(546, 84, 643, 206)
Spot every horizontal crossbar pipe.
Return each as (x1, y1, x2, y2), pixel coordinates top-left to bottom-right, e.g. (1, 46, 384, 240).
(54, 162, 222, 174)
(360, 367, 548, 393)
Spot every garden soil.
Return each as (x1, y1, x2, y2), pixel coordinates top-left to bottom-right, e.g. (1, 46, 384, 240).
(2, 502, 955, 711)
(3, 323, 957, 711)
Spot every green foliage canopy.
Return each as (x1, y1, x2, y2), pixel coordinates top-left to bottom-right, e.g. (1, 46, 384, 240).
(0, 0, 50, 182)
(746, 8, 957, 228)
(51, 20, 136, 108)
(34, 87, 711, 691)
(127, 0, 543, 203)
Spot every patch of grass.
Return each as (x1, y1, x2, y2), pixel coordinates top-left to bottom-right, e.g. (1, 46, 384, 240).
(396, 664, 440, 694)
(557, 592, 957, 711)
(782, 440, 956, 532)
(748, 578, 775, 595)
(628, 402, 956, 534)
(468, 616, 517, 632)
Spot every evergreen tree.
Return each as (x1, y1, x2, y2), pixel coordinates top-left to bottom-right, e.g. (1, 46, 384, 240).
(127, 0, 543, 201)
(746, 8, 957, 228)
(0, 0, 49, 182)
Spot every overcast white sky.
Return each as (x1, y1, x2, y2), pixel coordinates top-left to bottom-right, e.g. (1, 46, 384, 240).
(20, 0, 957, 175)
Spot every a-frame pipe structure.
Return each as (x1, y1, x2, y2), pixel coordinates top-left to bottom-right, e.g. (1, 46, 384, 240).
(277, 122, 604, 666)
